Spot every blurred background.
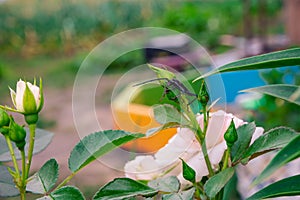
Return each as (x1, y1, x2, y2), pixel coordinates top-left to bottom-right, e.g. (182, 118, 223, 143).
(0, 0, 300, 199)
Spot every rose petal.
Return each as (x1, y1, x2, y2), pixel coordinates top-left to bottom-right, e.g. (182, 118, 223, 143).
(124, 155, 162, 180)
(15, 79, 26, 112)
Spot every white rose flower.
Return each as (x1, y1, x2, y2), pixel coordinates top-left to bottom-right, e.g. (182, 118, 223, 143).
(10, 79, 43, 114)
(124, 155, 163, 180)
(124, 110, 264, 183)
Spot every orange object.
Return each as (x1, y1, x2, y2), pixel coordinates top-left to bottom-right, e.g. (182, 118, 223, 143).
(112, 85, 177, 153)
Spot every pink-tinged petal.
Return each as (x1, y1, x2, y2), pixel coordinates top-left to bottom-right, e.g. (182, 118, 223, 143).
(9, 87, 17, 108)
(155, 128, 200, 166)
(185, 152, 209, 181)
(251, 127, 264, 144)
(208, 141, 227, 165)
(205, 110, 229, 148)
(15, 80, 26, 112)
(124, 156, 162, 180)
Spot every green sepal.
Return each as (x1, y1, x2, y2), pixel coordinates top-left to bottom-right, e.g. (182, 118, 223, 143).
(0, 108, 10, 128)
(180, 158, 196, 183)
(0, 127, 9, 135)
(23, 82, 37, 114)
(25, 114, 39, 125)
(37, 78, 44, 113)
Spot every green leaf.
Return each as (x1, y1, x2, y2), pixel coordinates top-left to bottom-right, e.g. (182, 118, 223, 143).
(68, 130, 144, 172)
(93, 178, 157, 200)
(148, 176, 180, 193)
(180, 159, 196, 183)
(0, 165, 19, 197)
(231, 122, 256, 163)
(252, 135, 300, 185)
(50, 186, 85, 200)
(242, 84, 300, 106)
(194, 48, 300, 80)
(146, 122, 180, 137)
(222, 172, 240, 200)
(153, 104, 189, 125)
(241, 127, 298, 161)
(204, 167, 235, 198)
(247, 175, 300, 200)
(26, 159, 59, 194)
(0, 128, 53, 161)
(162, 188, 195, 200)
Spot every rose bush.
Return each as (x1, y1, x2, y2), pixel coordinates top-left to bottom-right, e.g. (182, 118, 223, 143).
(125, 110, 264, 182)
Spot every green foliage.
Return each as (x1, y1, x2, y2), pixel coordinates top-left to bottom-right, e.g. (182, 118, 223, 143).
(153, 104, 189, 125)
(0, 128, 53, 162)
(49, 186, 85, 200)
(162, 188, 195, 200)
(247, 175, 300, 200)
(231, 122, 256, 163)
(0, 0, 244, 55)
(204, 168, 235, 198)
(181, 159, 196, 184)
(148, 176, 180, 193)
(252, 135, 300, 185)
(195, 48, 300, 80)
(242, 84, 300, 106)
(242, 68, 300, 131)
(146, 122, 180, 137)
(26, 159, 59, 194)
(93, 178, 157, 200)
(68, 130, 144, 172)
(241, 127, 298, 162)
(222, 173, 240, 200)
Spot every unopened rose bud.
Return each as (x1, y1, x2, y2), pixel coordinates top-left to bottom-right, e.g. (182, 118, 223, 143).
(9, 118, 26, 150)
(198, 80, 209, 106)
(0, 108, 10, 127)
(224, 119, 238, 147)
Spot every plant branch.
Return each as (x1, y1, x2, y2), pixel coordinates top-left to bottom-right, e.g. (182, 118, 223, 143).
(4, 135, 20, 180)
(221, 148, 230, 171)
(25, 124, 36, 179)
(54, 172, 76, 190)
(21, 148, 26, 187)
